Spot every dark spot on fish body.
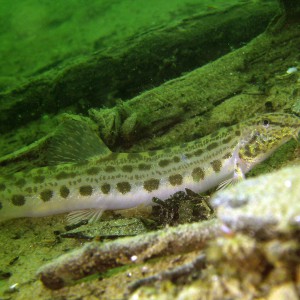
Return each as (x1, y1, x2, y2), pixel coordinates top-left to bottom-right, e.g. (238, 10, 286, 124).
(235, 130, 241, 136)
(101, 183, 111, 194)
(70, 172, 77, 178)
(159, 159, 171, 167)
(117, 182, 131, 194)
(0, 202, 2, 209)
(248, 135, 258, 145)
(40, 189, 53, 202)
(138, 163, 151, 171)
(173, 156, 180, 163)
(193, 149, 204, 157)
(79, 185, 93, 196)
(15, 178, 26, 188)
(105, 166, 116, 173)
(86, 167, 101, 175)
(211, 160, 222, 173)
(122, 165, 133, 173)
(56, 172, 67, 180)
(244, 144, 251, 152)
(144, 178, 160, 192)
(33, 175, 45, 184)
(60, 186, 70, 198)
(12, 195, 26, 206)
(254, 144, 261, 154)
(241, 145, 252, 158)
(25, 187, 33, 193)
(206, 142, 218, 151)
(222, 136, 232, 144)
(169, 174, 183, 186)
(191, 167, 205, 182)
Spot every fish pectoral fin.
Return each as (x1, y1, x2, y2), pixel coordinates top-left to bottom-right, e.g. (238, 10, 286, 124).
(217, 163, 245, 191)
(47, 118, 112, 165)
(217, 178, 234, 190)
(67, 208, 104, 225)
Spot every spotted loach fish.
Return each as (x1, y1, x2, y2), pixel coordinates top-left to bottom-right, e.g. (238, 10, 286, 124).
(0, 113, 299, 223)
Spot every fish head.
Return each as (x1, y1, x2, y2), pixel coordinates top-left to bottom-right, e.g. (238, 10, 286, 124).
(238, 113, 300, 168)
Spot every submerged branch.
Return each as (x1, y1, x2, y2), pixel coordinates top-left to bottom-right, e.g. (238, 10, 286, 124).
(37, 219, 221, 290)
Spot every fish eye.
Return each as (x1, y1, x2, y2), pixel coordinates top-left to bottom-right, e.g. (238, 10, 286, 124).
(262, 119, 270, 127)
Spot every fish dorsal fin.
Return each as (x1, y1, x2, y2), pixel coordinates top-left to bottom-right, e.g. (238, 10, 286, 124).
(47, 119, 111, 165)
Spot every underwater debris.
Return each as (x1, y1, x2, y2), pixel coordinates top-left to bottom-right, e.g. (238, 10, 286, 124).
(37, 219, 221, 290)
(151, 191, 213, 227)
(60, 218, 149, 240)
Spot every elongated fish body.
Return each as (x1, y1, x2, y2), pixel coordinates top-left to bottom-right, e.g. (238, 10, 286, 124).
(0, 113, 300, 223)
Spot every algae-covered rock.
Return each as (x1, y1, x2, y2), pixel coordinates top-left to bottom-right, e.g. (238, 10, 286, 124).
(212, 166, 300, 233)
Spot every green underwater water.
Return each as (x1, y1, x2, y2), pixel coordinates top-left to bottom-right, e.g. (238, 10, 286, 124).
(2, 0, 300, 299)
(0, 0, 243, 92)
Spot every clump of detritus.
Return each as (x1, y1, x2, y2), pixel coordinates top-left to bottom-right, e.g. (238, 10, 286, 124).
(151, 190, 214, 227)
